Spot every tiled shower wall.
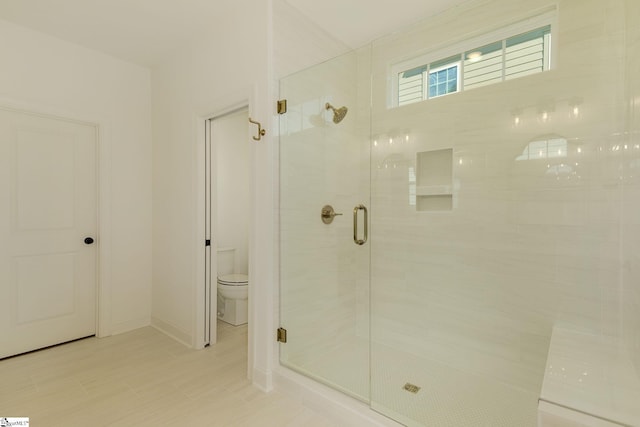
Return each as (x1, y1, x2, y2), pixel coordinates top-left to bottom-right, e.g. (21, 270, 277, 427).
(369, 0, 630, 398)
(623, 0, 640, 374)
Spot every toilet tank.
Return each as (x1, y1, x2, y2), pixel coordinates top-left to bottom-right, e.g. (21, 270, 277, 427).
(217, 248, 236, 276)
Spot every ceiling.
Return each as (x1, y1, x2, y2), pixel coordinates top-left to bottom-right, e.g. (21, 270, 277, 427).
(285, 0, 469, 49)
(0, 0, 469, 67)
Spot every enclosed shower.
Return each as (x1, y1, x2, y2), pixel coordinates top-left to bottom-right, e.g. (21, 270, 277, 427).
(278, 0, 640, 425)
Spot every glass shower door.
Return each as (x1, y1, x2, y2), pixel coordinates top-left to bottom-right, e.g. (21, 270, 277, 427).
(278, 50, 371, 401)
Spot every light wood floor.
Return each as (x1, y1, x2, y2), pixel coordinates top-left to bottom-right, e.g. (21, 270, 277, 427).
(0, 321, 338, 426)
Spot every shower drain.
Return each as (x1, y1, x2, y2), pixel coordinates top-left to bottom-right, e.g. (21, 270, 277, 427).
(403, 383, 421, 394)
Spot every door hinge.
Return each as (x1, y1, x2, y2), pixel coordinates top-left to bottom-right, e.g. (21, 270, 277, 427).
(277, 327, 287, 343)
(205, 239, 211, 247)
(277, 99, 287, 115)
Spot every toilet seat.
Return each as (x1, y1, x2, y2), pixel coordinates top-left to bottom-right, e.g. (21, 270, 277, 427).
(217, 273, 248, 286)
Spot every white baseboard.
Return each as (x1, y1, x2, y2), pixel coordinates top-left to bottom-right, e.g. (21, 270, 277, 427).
(150, 316, 193, 347)
(252, 367, 274, 392)
(110, 317, 150, 336)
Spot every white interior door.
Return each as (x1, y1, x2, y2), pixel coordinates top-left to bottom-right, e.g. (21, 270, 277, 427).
(0, 108, 97, 359)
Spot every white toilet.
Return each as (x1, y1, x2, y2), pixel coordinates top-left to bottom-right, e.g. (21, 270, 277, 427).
(217, 248, 248, 326)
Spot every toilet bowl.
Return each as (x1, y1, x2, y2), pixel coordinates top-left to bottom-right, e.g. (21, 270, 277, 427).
(217, 273, 248, 326)
(218, 274, 248, 299)
(216, 248, 249, 326)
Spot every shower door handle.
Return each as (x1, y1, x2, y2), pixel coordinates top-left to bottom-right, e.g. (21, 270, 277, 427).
(353, 204, 368, 246)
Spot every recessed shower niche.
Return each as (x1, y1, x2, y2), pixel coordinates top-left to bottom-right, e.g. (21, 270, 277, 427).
(415, 148, 453, 211)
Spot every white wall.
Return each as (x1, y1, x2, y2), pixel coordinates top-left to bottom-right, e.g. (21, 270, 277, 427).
(214, 109, 251, 274)
(273, 0, 350, 80)
(0, 19, 153, 335)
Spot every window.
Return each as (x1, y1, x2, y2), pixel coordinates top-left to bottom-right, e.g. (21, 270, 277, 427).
(397, 56, 461, 104)
(428, 57, 460, 98)
(393, 12, 554, 107)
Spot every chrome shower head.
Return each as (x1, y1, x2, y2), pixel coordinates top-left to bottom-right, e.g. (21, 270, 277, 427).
(325, 102, 348, 124)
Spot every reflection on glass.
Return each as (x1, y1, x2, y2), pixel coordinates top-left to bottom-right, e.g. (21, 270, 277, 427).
(409, 167, 416, 205)
(516, 136, 568, 161)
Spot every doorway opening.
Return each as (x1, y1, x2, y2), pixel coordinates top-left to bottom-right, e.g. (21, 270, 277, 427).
(204, 107, 251, 346)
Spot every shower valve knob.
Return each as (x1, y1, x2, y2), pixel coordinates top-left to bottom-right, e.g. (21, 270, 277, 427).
(321, 205, 342, 224)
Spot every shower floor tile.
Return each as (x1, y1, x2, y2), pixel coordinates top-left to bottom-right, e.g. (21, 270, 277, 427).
(284, 337, 539, 426)
(371, 343, 540, 427)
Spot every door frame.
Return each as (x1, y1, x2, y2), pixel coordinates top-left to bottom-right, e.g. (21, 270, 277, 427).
(0, 101, 111, 339)
(198, 104, 250, 348)
(194, 99, 251, 348)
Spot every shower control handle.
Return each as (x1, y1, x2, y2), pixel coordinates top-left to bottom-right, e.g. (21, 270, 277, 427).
(321, 205, 342, 224)
(353, 204, 368, 246)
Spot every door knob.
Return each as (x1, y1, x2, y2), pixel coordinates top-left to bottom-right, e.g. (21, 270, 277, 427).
(321, 205, 342, 224)
(84, 237, 95, 245)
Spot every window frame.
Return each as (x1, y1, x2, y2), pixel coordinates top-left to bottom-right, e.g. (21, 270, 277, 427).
(390, 8, 557, 108)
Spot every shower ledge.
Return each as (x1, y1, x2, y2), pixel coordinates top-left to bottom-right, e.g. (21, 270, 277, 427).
(538, 327, 640, 427)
